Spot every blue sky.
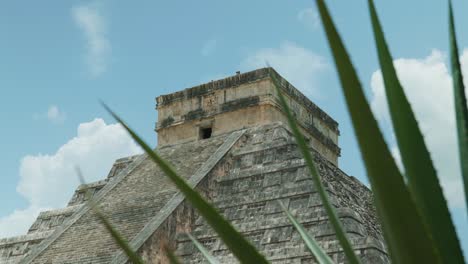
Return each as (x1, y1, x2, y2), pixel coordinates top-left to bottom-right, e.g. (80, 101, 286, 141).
(1, 0, 467, 256)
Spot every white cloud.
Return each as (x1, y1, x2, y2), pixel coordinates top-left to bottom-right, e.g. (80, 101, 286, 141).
(298, 8, 319, 29)
(201, 38, 217, 56)
(34, 105, 67, 124)
(0, 118, 141, 237)
(241, 41, 328, 97)
(72, 3, 110, 77)
(370, 49, 468, 210)
(0, 206, 47, 238)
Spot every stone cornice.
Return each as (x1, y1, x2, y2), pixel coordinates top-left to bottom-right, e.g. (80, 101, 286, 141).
(156, 67, 339, 134)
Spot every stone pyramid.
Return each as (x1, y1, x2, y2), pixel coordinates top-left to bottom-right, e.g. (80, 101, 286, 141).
(0, 68, 388, 263)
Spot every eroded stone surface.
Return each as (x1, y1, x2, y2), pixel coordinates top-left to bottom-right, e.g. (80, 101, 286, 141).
(24, 135, 228, 264)
(156, 68, 340, 165)
(173, 124, 388, 264)
(0, 156, 140, 264)
(0, 68, 388, 264)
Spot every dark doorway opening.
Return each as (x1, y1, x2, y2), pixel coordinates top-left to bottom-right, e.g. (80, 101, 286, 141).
(200, 127, 212, 139)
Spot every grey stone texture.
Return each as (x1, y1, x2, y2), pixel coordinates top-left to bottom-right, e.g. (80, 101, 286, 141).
(0, 68, 389, 263)
(0, 155, 137, 264)
(174, 123, 388, 264)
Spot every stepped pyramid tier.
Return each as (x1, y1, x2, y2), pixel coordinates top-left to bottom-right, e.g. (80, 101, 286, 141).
(0, 155, 138, 264)
(0, 68, 388, 263)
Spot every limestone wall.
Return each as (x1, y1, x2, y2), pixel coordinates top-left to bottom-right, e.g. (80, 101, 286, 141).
(156, 68, 340, 165)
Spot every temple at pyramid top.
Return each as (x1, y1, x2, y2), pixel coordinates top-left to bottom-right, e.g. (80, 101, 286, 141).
(156, 67, 341, 164)
(0, 67, 388, 264)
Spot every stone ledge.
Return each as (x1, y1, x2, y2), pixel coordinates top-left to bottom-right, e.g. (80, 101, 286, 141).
(35, 204, 83, 219)
(156, 67, 339, 133)
(156, 69, 270, 106)
(220, 96, 260, 112)
(114, 154, 141, 164)
(229, 121, 340, 160)
(76, 179, 108, 191)
(0, 231, 53, 247)
(155, 128, 246, 150)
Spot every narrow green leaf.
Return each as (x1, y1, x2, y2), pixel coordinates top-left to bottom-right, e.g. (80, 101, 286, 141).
(94, 213, 145, 264)
(187, 233, 220, 264)
(315, 0, 440, 263)
(76, 169, 145, 264)
(269, 70, 360, 264)
(367, 1, 464, 262)
(164, 245, 182, 264)
(103, 103, 269, 264)
(279, 202, 334, 264)
(449, 0, 468, 216)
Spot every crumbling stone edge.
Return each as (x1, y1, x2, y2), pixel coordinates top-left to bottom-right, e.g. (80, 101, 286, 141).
(19, 153, 149, 264)
(0, 230, 54, 247)
(111, 129, 246, 264)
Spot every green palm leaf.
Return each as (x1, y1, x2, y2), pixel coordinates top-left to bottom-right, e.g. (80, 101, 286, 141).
(187, 233, 220, 264)
(270, 69, 360, 264)
(315, 0, 440, 262)
(367, 1, 464, 262)
(279, 202, 334, 264)
(103, 103, 269, 264)
(449, 0, 468, 216)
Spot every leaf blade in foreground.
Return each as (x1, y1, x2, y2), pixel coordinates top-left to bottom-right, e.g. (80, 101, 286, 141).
(367, 1, 463, 262)
(270, 69, 361, 264)
(187, 233, 220, 264)
(279, 202, 334, 264)
(315, 0, 440, 262)
(449, 0, 468, 217)
(103, 103, 269, 264)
